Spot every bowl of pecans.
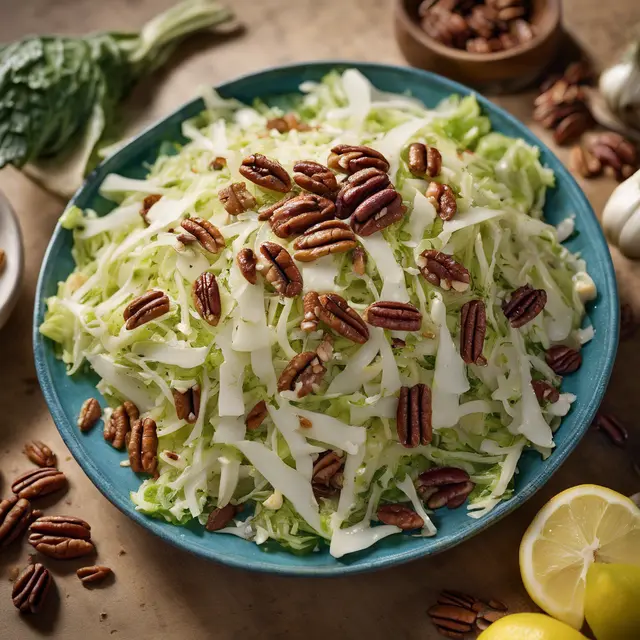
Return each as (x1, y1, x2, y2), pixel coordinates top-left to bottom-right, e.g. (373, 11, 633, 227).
(0, 191, 24, 331)
(395, 0, 562, 92)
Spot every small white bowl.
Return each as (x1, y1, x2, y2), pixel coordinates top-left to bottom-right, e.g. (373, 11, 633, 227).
(0, 191, 24, 330)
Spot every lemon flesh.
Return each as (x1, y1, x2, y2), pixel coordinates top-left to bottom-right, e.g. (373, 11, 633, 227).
(477, 612, 587, 640)
(519, 485, 640, 629)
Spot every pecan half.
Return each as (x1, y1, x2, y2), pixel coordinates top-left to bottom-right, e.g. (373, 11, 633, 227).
(460, 300, 487, 366)
(266, 113, 310, 133)
(23, 441, 57, 468)
(104, 401, 138, 450)
(315, 293, 369, 343)
(239, 153, 291, 192)
(29, 515, 95, 559)
(127, 418, 158, 476)
(269, 194, 336, 238)
(352, 245, 367, 276)
(584, 132, 638, 181)
(316, 333, 334, 363)
(77, 565, 112, 585)
(123, 290, 170, 330)
(408, 142, 442, 178)
(418, 250, 470, 292)
(545, 344, 582, 374)
(397, 384, 432, 447)
(301, 291, 320, 332)
(0, 497, 32, 547)
(428, 603, 476, 639)
(293, 160, 339, 198)
(193, 272, 221, 326)
(335, 167, 390, 219)
(364, 301, 422, 331)
(350, 188, 405, 236)
(218, 182, 257, 215)
(77, 398, 101, 432)
(417, 467, 475, 510)
(236, 248, 257, 284)
(293, 219, 357, 262)
(140, 194, 161, 224)
(426, 182, 457, 221)
(258, 193, 295, 221)
(277, 351, 326, 398)
(246, 400, 268, 431)
(377, 504, 424, 530)
(259, 242, 303, 298)
(209, 157, 226, 170)
(570, 143, 602, 179)
(12, 562, 52, 614)
(172, 385, 201, 424)
(205, 504, 238, 531)
(593, 412, 628, 447)
(531, 380, 560, 404)
(312, 451, 344, 498)
(180, 217, 225, 253)
(328, 144, 390, 175)
(502, 284, 547, 328)
(11, 468, 67, 500)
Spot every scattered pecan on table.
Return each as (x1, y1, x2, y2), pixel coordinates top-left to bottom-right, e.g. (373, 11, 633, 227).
(23, 441, 57, 468)
(236, 248, 258, 284)
(545, 344, 582, 374)
(293, 160, 339, 198)
(193, 272, 221, 326)
(139, 194, 161, 224)
(417, 467, 475, 510)
(218, 182, 257, 215)
(246, 400, 268, 431)
(11, 468, 67, 501)
(180, 217, 225, 253)
(123, 290, 170, 330)
(127, 417, 158, 476)
(426, 182, 457, 221)
(460, 299, 487, 366)
(418, 250, 470, 292)
(314, 293, 370, 344)
(104, 401, 139, 450)
(312, 451, 344, 498)
(592, 412, 628, 447)
(205, 504, 239, 531)
(239, 153, 292, 192)
(301, 291, 320, 332)
(269, 194, 336, 238)
(364, 301, 422, 331)
(502, 284, 547, 328)
(293, 219, 357, 262)
(531, 380, 560, 404)
(77, 565, 112, 586)
(572, 132, 639, 182)
(259, 242, 303, 298)
(376, 504, 424, 530)
(12, 561, 52, 614)
(397, 383, 433, 447)
(77, 397, 101, 433)
(277, 351, 326, 398)
(172, 385, 201, 424)
(408, 142, 442, 178)
(335, 167, 390, 219)
(28, 515, 95, 559)
(266, 112, 310, 133)
(328, 144, 390, 175)
(352, 245, 367, 276)
(350, 187, 406, 236)
(0, 496, 32, 547)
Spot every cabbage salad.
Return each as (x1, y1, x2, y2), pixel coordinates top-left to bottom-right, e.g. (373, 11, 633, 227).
(41, 69, 595, 557)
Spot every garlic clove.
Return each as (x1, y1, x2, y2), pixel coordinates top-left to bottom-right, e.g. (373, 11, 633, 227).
(602, 169, 640, 245)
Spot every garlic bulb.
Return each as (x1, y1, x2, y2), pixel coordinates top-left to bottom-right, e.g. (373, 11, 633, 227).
(602, 168, 640, 258)
(599, 42, 640, 132)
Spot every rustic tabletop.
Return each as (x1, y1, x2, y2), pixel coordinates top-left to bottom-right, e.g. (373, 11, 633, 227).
(0, 1, 639, 638)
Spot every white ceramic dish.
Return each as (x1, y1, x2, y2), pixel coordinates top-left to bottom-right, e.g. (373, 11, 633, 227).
(0, 191, 24, 330)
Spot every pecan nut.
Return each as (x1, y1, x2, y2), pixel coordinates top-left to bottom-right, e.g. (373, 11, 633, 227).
(417, 466, 475, 509)
(315, 293, 369, 343)
(259, 242, 303, 298)
(293, 160, 339, 198)
(570, 144, 602, 179)
(328, 144, 390, 175)
(545, 345, 582, 375)
(584, 132, 638, 181)
(77, 565, 112, 585)
(364, 301, 422, 331)
(127, 417, 158, 476)
(23, 441, 57, 468)
(312, 451, 344, 498)
(408, 142, 442, 178)
(205, 504, 238, 531)
(350, 188, 405, 236)
(316, 333, 334, 363)
(376, 504, 424, 530)
(218, 182, 257, 215)
(335, 167, 390, 219)
(123, 290, 170, 330)
(266, 113, 310, 133)
(293, 219, 357, 262)
(460, 300, 487, 366)
(140, 194, 161, 224)
(12, 562, 52, 614)
(239, 153, 292, 192)
(531, 380, 560, 404)
(428, 603, 477, 638)
(29, 515, 95, 559)
(593, 412, 628, 447)
(193, 272, 221, 326)
(0, 497, 32, 547)
(246, 400, 268, 431)
(502, 284, 547, 328)
(172, 385, 201, 424)
(209, 157, 226, 170)
(258, 193, 295, 221)
(77, 398, 101, 432)
(269, 194, 336, 238)
(418, 250, 470, 292)
(236, 248, 257, 284)
(11, 468, 67, 500)
(180, 217, 225, 253)
(426, 182, 457, 221)
(301, 291, 320, 332)
(104, 401, 138, 450)
(397, 384, 433, 447)
(352, 245, 367, 276)
(277, 351, 326, 398)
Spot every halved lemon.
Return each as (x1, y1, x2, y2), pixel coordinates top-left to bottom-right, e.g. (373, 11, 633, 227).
(519, 484, 640, 629)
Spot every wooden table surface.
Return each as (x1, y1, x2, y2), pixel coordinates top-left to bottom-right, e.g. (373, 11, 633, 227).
(1, 1, 639, 638)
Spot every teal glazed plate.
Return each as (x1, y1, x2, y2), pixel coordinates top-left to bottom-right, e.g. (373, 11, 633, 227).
(34, 62, 619, 576)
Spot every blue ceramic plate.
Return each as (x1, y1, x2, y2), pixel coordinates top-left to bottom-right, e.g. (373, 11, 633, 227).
(34, 62, 618, 576)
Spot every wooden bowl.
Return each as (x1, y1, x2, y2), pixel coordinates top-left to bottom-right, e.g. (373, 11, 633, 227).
(395, 0, 562, 93)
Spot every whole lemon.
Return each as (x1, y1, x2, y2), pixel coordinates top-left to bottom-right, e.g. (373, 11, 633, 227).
(477, 613, 587, 640)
